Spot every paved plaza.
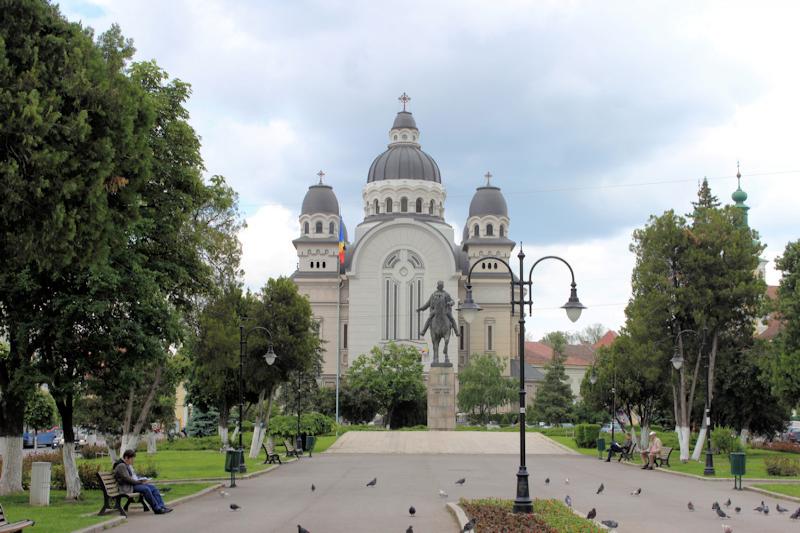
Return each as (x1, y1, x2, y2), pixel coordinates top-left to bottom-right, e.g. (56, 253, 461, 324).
(118, 433, 798, 533)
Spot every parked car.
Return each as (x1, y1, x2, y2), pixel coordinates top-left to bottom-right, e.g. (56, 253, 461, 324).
(22, 430, 58, 448)
(785, 428, 800, 443)
(52, 432, 87, 448)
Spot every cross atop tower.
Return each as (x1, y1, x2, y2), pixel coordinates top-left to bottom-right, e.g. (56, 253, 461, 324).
(317, 170, 325, 184)
(484, 171, 493, 186)
(398, 92, 411, 111)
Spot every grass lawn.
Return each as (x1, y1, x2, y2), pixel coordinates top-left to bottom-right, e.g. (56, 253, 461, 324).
(0, 483, 213, 533)
(547, 434, 800, 480)
(752, 483, 800, 498)
(313, 434, 337, 454)
(82, 450, 274, 481)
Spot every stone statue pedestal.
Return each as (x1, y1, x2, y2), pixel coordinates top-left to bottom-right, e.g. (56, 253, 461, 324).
(427, 363, 456, 430)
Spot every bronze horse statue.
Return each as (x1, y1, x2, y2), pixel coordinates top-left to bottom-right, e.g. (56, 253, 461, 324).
(418, 281, 459, 365)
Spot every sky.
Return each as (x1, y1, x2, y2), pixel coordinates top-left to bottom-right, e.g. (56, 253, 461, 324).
(61, 0, 800, 340)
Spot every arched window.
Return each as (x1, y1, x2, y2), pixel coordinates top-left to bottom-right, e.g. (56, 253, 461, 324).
(315, 221, 323, 233)
(322, 261, 326, 268)
(429, 199, 435, 214)
(400, 197, 408, 212)
(386, 198, 393, 213)
(374, 199, 380, 214)
(473, 224, 479, 237)
(310, 260, 314, 268)
(304, 222, 309, 234)
(329, 222, 335, 234)
(499, 224, 505, 237)
(415, 198, 423, 213)
(393, 134, 398, 140)
(486, 224, 494, 236)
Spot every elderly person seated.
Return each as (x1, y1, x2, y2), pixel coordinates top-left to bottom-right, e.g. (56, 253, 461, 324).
(640, 431, 662, 470)
(605, 432, 633, 462)
(113, 449, 172, 514)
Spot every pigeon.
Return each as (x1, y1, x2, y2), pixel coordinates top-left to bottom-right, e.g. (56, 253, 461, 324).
(724, 498, 731, 507)
(754, 502, 765, 512)
(721, 526, 732, 533)
(601, 520, 619, 529)
(565, 495, 572, 508)
(298, 526, 310, 533)
(438, 489, 448, 498)
(790, 507, 800, 519)
(311, 484, 315, 492)
(366, 478, 377, 487)
(763, 504, 770, 515)
(715, 507, 729, 519)
(734, 507, 741, 514)
(565, 477, 569, 485)
(406, 527, 413, 533)
(409, 506, 416, 517)
(687, 501, 694, 511)
(219, 490, 229, 498)
(596, 483, 604, 495)
(462, 518, 477, 532)
(545, 477, 550, 485)
(455, 478, 466, 485)
(230, 503, 241, 511)
(587, 508, 597, 520)
(631, 487, 641, 496)
(712, 502, 720, 510)
(776, 503, 789, 513)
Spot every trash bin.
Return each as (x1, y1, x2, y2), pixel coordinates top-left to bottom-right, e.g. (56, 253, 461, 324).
(596, 437, 606, 460)
(730, 452, 746, 490)
(296, 436, 304, 452)
(30, 462, 51, 506)
(224, 449, 241, 473)
(305, 435, 316, 457)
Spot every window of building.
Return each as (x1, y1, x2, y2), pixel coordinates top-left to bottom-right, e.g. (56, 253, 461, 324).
(343, 323, 348, 349)
(429, 199, 435, 214)
(310, 260, 314, 268)
(473, 224, 479, 237)
(401, 197, 408, 212)
(486, 224, 493, 236)
(487, 324, 493, 351)
(322, 261, 326, 268)
(415, 198, 423, 213)
(315, 221, 323, 233)
(304, 222, 309, 234)
(459, 325, 465, 350)
(386, 198, 393, 213)
(329, 222, 335, 234)
(499, 224, 505, 237)
(374, 199, 380, 214)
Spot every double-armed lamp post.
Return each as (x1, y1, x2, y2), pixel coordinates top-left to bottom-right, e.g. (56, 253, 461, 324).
(458, 248, 585, 513)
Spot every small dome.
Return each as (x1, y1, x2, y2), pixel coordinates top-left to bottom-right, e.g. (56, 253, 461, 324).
(468, 186, 508, 217)
(392, 111, 417, 130)
(732, 186, 748, 203)
(301, 183, 340, 215)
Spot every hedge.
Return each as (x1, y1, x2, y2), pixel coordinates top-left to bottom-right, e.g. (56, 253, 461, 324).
(574, 424, 601, 448)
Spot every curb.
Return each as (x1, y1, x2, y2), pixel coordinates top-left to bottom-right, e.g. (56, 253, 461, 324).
(71, 516, 126, 533)
(164, 482, 224, 507)
(446, 502, 470, 531)
(156, 462, 284, 484)
(743, 485, 800, 503)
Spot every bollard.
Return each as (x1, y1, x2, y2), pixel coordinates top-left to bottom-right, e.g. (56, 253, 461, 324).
(30, 462, 51, 506)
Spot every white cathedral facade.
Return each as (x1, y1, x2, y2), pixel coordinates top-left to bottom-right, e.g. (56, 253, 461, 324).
(292, 102, 519, 385)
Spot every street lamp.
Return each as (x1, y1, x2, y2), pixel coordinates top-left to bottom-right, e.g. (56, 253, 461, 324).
(234, 323, 276, 487)
(671, 328, 714, 475)
(589, 357, 617, 444)
(458, 249, 585, 514)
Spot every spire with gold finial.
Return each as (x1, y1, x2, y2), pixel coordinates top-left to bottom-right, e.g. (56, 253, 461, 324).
(731, 161, 750, 227)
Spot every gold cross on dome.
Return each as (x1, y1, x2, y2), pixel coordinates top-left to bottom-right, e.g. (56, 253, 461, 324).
(484, 171, 493, 186)
(317, 170, 325, 184)
(398, 92, 411, 111)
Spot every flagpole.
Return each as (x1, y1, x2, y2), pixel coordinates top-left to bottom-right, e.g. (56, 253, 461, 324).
(335, 272, 341, 427)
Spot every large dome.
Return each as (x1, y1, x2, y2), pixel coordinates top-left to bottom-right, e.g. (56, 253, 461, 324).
(367, 110, 441, 183)
(468, 185, 508, 217)
(301, 183, 340, 215)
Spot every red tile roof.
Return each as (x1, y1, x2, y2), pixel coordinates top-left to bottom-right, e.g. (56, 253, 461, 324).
(524, 341, 596, 367)
(593, 330, 618, 349)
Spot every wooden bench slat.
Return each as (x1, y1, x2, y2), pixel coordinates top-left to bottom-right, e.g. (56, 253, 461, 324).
(0, 505, 35, 532)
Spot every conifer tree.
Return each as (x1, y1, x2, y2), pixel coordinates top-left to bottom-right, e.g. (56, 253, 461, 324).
(531, 332, 575, 425)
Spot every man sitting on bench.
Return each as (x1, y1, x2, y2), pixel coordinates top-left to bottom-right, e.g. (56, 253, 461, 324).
(605, 432, 633, 462)
(640, 431, 662, 470)
(114, 449, 172, 514)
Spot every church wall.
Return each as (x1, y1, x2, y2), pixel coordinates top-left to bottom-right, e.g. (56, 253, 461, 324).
(294, 278, 346, 381)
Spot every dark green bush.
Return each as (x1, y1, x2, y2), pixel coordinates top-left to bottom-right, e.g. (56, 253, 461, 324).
(268, 412, 334, 437)
(710, 426, 744, 454)
(186, 407, 219, 437)
(160, 435, 222, 451)
(574, 424, 601, 448)
(764, 455, 800, 476)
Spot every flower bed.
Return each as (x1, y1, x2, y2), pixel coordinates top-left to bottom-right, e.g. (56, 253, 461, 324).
(460, 498, 604, 533)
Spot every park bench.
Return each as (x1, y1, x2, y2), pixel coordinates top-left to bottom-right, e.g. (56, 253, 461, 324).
(262, 439, 282, 464)
(0, 504, 34, 533)
(283, 439, 302, 459)
(96, 472, 150, 517)
(619, 441, 637, 462)
(653, 446, 674, 468)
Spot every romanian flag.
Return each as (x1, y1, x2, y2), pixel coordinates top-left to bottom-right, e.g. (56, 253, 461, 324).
(338, 216, 346, 265)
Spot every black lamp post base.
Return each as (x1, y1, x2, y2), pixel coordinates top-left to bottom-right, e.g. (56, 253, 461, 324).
(704, 447, 715, 475)
(512, 466, 533, 514)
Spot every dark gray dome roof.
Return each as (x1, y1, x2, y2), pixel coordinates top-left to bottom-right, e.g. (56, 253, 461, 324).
(368, 145, 441, 183)
(301, 184, 340, 215)
(468, 186, 508, 217)
(392, 111, 417, 130)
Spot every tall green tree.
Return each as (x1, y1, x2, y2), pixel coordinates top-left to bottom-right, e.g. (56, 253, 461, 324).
(345, 343, 426, 428)
(531, 332, 574, 425)
(769, 240, 800, 408)
(457, 354, 515, 423)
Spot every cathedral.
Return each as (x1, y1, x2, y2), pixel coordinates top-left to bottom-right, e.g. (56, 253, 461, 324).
(292, 96, 519, 385)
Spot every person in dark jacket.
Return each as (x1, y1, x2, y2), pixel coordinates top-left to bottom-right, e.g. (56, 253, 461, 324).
(605, 432, 633, 462)
(113, 449, 172, 514)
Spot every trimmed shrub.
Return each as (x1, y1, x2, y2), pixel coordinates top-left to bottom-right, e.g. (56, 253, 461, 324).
(268, 412, 335, 437)
(764, 455, 800, 476)
(160, 435, 221, 451)
(710, 426, 744, 454)
(574, 424, 601, 448)
(80, 444, 107, 459)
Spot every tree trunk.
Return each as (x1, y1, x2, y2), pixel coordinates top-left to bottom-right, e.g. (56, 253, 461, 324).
(146, 431, 157, 454)
(249, 387, 275, 459)
(691, 332, 718, 461)
(691, 423, 707, 461)
(121, 366, 163, 454)
(218, 403, 229, 447)
(739, 427, 750, 446)
(62, 443, 81, 500)
(677, 352, 690, 462)
(0, 436, 23, 495)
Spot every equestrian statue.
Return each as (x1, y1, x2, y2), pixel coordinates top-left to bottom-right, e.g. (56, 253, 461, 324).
(418, 281, 459, 365)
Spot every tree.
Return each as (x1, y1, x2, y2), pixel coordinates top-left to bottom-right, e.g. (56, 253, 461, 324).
(566, 324, 608, 345)
(24, 389, 57, 448)
(769, 240, 800, 407)
(457, 354, 515, 423)
(530, 332, 574, 425)
(345, 343, 426, 428)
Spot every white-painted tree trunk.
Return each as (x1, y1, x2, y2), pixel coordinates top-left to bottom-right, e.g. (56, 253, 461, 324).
(146, 432, 157, 454)
(62, 443, 82, 500)
(0, 436, 23, 495)
(231, 427, 239, 449)
(33, 431, 38, 450)
(739, 428, 750, 446)
(120, 434, 140, 455)
(219, 426, 229, 447)
(87, 433, 97, 446)
(691, 424, 708, 461)
(249, 424, 266, 459)
(678, 426, 691, 462)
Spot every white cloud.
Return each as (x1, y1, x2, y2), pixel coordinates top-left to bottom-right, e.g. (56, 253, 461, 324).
(238, 204, 298, 290)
